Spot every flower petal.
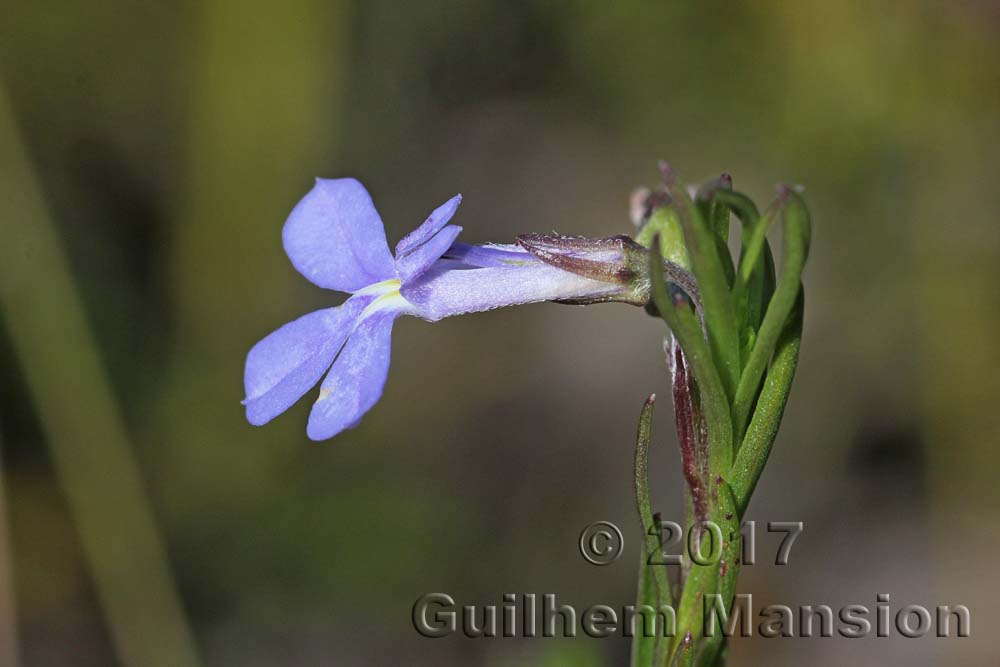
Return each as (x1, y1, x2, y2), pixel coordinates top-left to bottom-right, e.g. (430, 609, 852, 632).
(400, 262, 622, 322)
(243, 296, 370, 426)
(306, 309, 398, 441)
(395, 224, 463, 283)
(283, 178, 396, 292)
(442, 242, 537, 268)
(394, 194, 462, 257)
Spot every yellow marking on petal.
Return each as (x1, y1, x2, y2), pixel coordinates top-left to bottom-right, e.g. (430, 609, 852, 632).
(354, 278, 401, 297)
(359, 288, 416, 319)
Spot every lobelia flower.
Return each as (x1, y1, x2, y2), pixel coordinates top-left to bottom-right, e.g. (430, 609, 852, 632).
(243, 178, 684, 441)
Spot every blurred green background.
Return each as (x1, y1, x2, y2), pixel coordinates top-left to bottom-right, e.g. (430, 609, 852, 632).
(1, 1, 998, 665)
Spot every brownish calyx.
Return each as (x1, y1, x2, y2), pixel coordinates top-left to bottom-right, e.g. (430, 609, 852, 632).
(515, 232, 703, 314)
(516, 233, 646, 284)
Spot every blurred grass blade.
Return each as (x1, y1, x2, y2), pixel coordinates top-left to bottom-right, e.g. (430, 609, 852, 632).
(731, 293, 804, 515)
(632, 394, 670, 667)
(731, 190, 810, 442)
(160, 0, 348, 518)
(0, 84, 200, 667)
(0, 431, 19, 667)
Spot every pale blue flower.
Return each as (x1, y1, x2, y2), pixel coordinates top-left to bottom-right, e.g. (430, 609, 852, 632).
(243, 178, 647, 440)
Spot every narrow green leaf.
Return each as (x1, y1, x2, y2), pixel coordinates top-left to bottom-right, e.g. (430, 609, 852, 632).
(632, 394, 671, 667)
(668, 185, 740, 403)
(633, 562, 664, 667)
(670, 550, 718, 661)
(712, 190, 759, 242)
(746, 241, 775, 336)
(715, 190, 781, 292)
(731, 294, 804, 516)
(713, 190, 773, 367)
(649, 237, 733, 473)
(695, 174, 732, 241)
(731, 190, 810, 441)
(695, 175, 735, 289)
(711, 233, 735, 290)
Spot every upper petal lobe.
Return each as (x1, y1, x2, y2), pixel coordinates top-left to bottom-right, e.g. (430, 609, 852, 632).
(283, 178, 396, 292)
(394, 194, 462, 257)
(395, 224, 463, 283)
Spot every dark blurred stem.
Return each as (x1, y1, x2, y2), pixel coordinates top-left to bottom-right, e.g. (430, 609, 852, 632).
(0, 84, 200, 667)
(0, 428, 20, 667)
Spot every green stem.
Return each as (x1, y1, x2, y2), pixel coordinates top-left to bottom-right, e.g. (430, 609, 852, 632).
(650, 238, 737, 664)
(694, 482, 741, 667)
